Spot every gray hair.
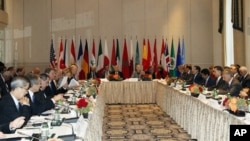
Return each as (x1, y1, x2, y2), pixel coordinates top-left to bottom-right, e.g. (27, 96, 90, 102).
(10, 76, 30, 90)
(26, 74, 39, 87)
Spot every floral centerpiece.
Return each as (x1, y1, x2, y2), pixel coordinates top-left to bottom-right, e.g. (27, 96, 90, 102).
(222, 96, 248, 116)
(188, 84, 203, 97)
(86, 85, 98, 98)
(188, 84, 203, 93)
(76, 97, 93, 118)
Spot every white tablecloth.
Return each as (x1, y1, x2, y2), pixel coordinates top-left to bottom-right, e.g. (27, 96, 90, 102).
(156, 82, 246, 141)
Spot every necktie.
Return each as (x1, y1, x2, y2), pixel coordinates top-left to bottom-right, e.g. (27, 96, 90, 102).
(216, 78, 220, 86)
(205, 78, 208, 86)
(16, 102, 21, 111)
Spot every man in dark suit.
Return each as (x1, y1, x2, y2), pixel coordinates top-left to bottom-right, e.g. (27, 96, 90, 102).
(239, 66, 250, 88)
(0, 117, 25, 134)
(208, 66, 227, 91)
(192, 65, 203, 85)
(177, 65, 187, 80)
(0, 62, 9, 98)
(218, 68, 242, 96)
(32, 73, 64, 115)
(200, 68, 216, 88)
(101, 65, 110, 78)
(0, 76, 31, 132)
(109, 65, 124, 81)
(230, 64, 241, 81)
(87, 66, 98, 79)
(44, 68, 67, 99)
(183, 64, 194, 84)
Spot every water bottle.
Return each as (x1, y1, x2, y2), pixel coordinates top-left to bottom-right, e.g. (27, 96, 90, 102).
(213, 88, 217, 98)
(40, 122, 49, 141)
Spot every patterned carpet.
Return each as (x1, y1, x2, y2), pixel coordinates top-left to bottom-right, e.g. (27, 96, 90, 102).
(102, 104, 195, 141)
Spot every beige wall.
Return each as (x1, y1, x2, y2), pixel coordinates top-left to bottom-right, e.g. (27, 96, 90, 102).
(4, 0, 215, 72)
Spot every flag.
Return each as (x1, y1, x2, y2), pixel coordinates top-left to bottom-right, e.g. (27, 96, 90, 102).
(77, 39, 84, 79)
(152, 38, 158, 72)
(110, 39, 116, 71)
(116, 39, 120, 69)
(135, 39, 140, 66)
(129, 39, 134, 76)
(122, 38, 130, 79)
(176, 38, 182, 77)
(82, 39, 89, 79)
(58, 38, 66, 69)
(103, 39, 110, 67)
(160, 38, 165, 65)
(70, 39, 76, 65)
(169, 38, 176, 77)
(50, 39, 57, 68)
(96, 39, 104, 74)
(147, 39, 152, 66)
(181, 38, 185, 65)
(142, 38, 148, 71)
(165, 40, 170, 73)
(64, 38, 69, 68)
(90, 39, 96, 66)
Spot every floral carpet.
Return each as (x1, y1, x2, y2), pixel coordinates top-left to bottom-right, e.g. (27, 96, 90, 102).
(102, 104, 195, 141)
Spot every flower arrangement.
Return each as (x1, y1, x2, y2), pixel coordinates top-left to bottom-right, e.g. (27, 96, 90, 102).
(86, 85, 98, 97)
(222, 96, 248, 113)
(76, 98, 93, 114)
(188, 84, 203, 94)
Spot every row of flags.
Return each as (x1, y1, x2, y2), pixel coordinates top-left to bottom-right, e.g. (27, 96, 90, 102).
(49, 37, 186, 79)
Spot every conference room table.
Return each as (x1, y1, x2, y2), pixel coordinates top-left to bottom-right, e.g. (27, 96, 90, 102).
(2, 80, 249, 141)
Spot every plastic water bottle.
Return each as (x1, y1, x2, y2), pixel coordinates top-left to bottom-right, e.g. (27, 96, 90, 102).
(213, 89, 217, 98)
(40, 122, 49, 141)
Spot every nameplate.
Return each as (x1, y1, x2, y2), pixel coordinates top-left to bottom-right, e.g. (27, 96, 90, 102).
(75, 116, 88, 138)
(208, 99, 221, 109)
(230, 125, 250, 141)
(198, 94, 207, 103)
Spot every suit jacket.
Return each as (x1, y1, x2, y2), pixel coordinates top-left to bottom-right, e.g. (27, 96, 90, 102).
(183, 72, 194, 85)
(0, 94, 31, 128)
(203, 76, 216, 88)
(0, 74, 9, 98)
(208, 76, 227, 91)
(44, 81, 67, 99)
(33, 90, 55, 115)
(218, 78, 242, 97)
(101, 70, 110, 78)
(109, 71, 124, 81)
(193, 73, 203, 85)
(0, 123, 11, 133)
(87, 71, 98, 79)
(240, 74, 250, 88)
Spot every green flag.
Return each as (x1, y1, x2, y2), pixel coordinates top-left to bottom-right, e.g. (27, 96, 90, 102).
(169, 38, 176, 77)
(135, 40, 140, 65)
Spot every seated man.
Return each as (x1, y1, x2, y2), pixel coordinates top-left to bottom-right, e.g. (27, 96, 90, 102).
(183, 64, 194, 84)
(218, 68, 242, 96)
(192, 65, 203, 85)
(200, 68, 216, 88)
(239, 66, 250, 88)
(131, 64, 145, 79)
(144, 66, 156, 80)
(208, 66, 227, 91)
(155, 65, 167, 79)
(87, 65, 98, 79)
(101, 65, 110, 78)
(109, 65, 124, 81)
(44, 68, 67, 99)
(0, 116, 25, 134)
(0, 76, 31, 131)
(33, 73, 64, 115)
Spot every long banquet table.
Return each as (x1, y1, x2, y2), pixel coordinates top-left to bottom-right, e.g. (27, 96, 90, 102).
(99, 80, 247, 141)
(3, 81, 246, 141)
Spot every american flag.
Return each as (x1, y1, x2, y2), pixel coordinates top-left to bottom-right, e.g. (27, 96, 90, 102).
(50, 39, 57, 68)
